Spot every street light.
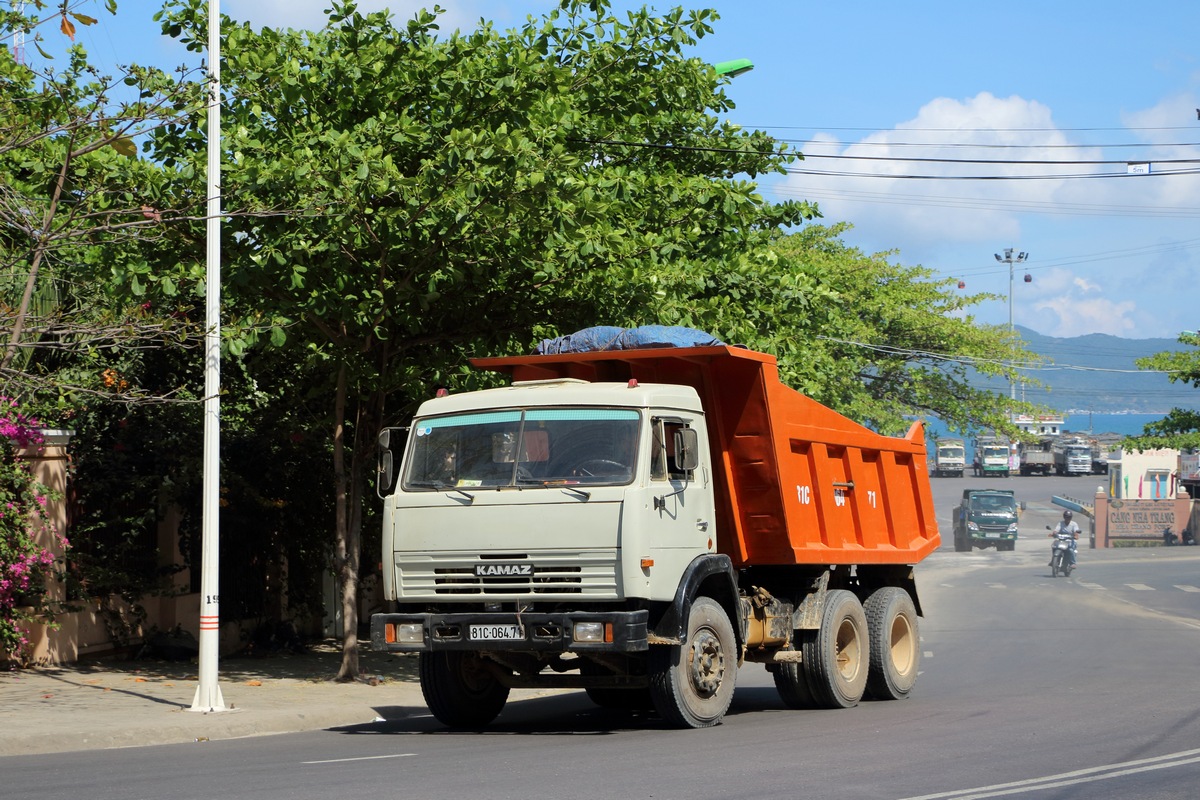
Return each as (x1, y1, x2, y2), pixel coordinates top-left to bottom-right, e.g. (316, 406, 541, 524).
(994, 247, 1029, 401)
(714, 58, 754, 77)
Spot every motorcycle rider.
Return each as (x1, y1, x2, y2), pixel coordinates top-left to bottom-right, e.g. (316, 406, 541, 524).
(1049, 510, 1081, 569)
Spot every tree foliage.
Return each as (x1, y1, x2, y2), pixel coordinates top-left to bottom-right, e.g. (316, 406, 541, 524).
(1, 2, 205, 403)
(653, 222, 1033, 436)
(1127, 332, 1200, 452)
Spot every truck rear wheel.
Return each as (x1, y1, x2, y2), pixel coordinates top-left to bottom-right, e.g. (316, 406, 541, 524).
(649, 596, 737, 728)
(419, 651, 510, 728)
(863, 587, 920, 700)
(803, 589, 868, 708)
(772, 641, 818, 709)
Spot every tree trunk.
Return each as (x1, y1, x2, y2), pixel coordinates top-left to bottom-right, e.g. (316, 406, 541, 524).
(333, 363, 361, 682)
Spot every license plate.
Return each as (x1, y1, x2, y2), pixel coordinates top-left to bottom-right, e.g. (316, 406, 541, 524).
(470, 624, 524, 641)
(985, 532, 1000, 538)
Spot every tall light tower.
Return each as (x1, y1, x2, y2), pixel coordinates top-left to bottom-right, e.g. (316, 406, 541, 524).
(12, 2, 26, 65)
(994, 247, 1029, 401)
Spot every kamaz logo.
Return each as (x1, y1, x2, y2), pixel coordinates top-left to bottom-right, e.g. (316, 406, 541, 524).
(475, 564, 533, 577)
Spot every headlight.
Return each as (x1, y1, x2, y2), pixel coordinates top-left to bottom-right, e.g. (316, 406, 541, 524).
(573, 622, 607, 643)
(395, 623, 424, 644)
(967, 521, 979, 531)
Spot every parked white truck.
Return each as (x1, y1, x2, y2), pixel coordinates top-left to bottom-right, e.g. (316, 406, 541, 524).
(931, 438, 966, 477)
(1054, 437, 1093, 476)
(370, 342, 940, 728)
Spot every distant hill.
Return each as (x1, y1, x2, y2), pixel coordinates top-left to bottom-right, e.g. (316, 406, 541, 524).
(975, 327, 1198, 414)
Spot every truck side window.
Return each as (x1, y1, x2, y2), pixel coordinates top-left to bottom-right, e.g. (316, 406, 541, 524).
(651, 418, 691, 482)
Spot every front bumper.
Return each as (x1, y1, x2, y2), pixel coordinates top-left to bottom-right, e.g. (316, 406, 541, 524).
(370, 609, 650, 654)
(970, 532, 1017, 542)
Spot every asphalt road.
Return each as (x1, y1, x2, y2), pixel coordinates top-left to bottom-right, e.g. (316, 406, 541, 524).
(8, 473, 1200, 800)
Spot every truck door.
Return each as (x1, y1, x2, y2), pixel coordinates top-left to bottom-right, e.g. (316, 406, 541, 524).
(646, 417, 715, 574)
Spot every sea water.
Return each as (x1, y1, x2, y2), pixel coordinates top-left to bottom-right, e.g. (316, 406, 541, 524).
(922, 413, 1166, 442)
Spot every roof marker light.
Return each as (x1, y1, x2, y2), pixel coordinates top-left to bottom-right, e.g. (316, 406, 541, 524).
(628, 379, 639, 388)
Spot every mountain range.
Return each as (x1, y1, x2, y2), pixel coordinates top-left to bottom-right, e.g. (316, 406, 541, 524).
(974, 327, 1198, 415)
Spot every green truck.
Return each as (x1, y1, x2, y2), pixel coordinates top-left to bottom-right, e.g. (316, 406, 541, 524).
(952, 489, 1019, 551)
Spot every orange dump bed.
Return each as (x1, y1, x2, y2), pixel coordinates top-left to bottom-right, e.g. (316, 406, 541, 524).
(473, 345, 940, 568)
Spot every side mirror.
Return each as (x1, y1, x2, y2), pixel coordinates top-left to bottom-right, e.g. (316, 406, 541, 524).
(377, 428, 405, 498)
(674, 428, 700, 471)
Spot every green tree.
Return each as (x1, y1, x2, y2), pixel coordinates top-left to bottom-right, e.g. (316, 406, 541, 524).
(153, 0, 814, 679)
(1128, 332, 1200, 451)
(1, 2, 203, 401)
(654, 223, 1032, 436)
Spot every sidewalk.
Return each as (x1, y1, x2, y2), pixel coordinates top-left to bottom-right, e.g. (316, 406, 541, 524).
(0, 641, 428, 757)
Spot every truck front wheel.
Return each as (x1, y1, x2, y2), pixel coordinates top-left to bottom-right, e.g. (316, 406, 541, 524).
(419, 651, 510, 728)
(649, 596, 737, 728)
(863, 587, 920, 700)
(803, 589, 868, 708)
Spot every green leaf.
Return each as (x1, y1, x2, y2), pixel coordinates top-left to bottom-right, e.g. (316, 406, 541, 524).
(110, 137, 137, 157)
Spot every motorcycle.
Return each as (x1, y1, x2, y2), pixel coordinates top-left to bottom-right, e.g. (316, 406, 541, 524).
(1046, 525, 1076, 578)
(1162, 526, 1195, 546)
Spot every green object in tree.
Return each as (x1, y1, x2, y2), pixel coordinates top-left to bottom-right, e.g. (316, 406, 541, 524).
(714, 58, 753, 77)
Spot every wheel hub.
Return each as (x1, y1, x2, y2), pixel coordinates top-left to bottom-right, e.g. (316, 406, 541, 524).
(688, 630, 725, 697)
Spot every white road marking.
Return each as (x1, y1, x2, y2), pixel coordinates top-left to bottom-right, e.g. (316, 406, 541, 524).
(986, 583, 1005, 589)
(302, 753, 416, 765)
(1175, 585, 1200, 592)
(897, 747, 1200, 800)
(1125, 583, 1155, 591)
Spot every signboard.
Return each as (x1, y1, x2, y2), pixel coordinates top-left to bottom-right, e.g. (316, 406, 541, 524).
(1181, 452, 1200, 481)
(1106, 499, 1176, 540)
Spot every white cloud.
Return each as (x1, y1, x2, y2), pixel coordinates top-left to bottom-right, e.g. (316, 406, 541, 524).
(1027, 267, 1135, 337)
(787, 92, 1082, 251)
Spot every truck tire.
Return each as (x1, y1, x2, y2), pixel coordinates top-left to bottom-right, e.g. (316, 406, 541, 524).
(419, 651, 510, 728)
(772, 644, 818, 709)
(649, 596, 737, 728)
(803, 589, 868, 708)
(863, 587, 920, 701)
(581, 659, 653, 711)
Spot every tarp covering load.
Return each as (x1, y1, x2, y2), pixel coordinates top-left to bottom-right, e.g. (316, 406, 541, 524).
(535, 326, 724, 355)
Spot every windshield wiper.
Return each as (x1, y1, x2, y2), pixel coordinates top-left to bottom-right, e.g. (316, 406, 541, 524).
(408, 480, 475, 502)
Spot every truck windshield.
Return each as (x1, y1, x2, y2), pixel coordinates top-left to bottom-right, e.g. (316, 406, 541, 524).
(403, 408, 640, 490)
(939, 447, 965, 459)
(970, 495, 1015, 512)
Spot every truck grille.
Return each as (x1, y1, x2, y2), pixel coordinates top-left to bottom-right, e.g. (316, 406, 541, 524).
(395, 550, 619, 598)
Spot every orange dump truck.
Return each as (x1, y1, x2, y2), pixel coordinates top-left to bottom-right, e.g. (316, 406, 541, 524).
(371, 344, 940, 728)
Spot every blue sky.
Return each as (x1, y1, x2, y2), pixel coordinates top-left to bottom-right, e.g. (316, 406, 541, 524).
(16, 0, 1200, 340)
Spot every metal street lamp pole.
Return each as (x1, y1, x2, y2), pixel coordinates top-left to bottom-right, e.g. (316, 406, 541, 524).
(191, 0, 226, 714)
(993, 247, 1029, 402)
